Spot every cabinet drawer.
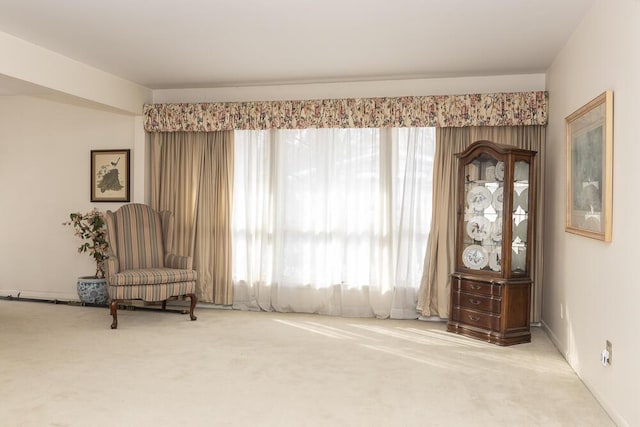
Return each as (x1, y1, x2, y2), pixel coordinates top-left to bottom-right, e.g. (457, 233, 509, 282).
(454, 279, 502, 297)
(451, 307, 500, 331)
(452, 291, 501, 314)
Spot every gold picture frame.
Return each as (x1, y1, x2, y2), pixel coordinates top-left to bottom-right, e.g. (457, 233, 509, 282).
(91, 149, 130, 202)
(565, 91, 613, 241)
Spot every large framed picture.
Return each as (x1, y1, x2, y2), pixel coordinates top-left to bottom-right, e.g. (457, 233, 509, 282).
(91, 149, 130, 202)
(565, 91, 613, 241)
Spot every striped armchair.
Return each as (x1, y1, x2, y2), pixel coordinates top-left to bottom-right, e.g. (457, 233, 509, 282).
(104, 203, 197, 329)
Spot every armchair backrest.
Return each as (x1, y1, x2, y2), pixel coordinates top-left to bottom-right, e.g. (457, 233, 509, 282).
(105, 204, 174, 271)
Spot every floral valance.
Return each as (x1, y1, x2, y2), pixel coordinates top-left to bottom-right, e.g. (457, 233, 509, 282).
(143, 91, 547, 132)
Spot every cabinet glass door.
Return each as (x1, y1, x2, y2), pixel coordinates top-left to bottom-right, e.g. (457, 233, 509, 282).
(462, 153, 503, 272)
(511, 160, 529, 274)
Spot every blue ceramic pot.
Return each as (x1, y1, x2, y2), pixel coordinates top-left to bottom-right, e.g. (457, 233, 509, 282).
(77, 277, 109, 305)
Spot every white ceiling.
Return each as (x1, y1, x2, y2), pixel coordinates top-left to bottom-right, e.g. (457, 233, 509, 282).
(0, 0, 596, 90)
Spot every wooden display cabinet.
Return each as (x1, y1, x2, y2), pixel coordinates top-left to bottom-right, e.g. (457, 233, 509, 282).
(447, 140, 536, 346)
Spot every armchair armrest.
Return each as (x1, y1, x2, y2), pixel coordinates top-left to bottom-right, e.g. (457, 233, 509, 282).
(165, 253, 193, 270)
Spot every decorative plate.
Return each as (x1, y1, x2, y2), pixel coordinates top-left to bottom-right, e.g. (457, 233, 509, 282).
(462, 245, 489, 270)
(492, 186, 504, 211)
(466, 216, 491, 241)
(489, 247, 502, 272)
(491, 219, 502, 241)
(485, 165, 496, 182)
(511, 245, 526, 272)
(514, 162, 530, 181)
(514, 218, 528, 241)
(495, 161, 504, 181)
(515, 187, 529, 211)
(466, 186, 492, 211)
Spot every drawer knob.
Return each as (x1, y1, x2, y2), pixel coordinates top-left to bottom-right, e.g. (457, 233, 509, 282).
(468, 315, 480, 321)
(468, 298, 481, 305)
(470, 284, 481, 290)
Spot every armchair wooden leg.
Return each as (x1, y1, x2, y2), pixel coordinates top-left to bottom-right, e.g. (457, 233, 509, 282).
(161, 300, 167, 311)
(187, 293, 197, 321)
(110, 299, 119, 329)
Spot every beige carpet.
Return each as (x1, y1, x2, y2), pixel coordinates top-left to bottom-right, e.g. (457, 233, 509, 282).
(0, 300, 612, 427)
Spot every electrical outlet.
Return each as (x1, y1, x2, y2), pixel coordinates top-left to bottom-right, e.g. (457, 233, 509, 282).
(606, 340, 612, 365)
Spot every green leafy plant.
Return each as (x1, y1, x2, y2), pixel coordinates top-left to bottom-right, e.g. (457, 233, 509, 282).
(63, 209, 109, 279)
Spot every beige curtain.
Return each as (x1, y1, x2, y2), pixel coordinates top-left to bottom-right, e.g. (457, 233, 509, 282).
(150, 131, 234, 305)
(417, 126, 545, 323)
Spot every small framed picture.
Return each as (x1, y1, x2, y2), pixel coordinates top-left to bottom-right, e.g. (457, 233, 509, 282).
(565, 91, 613, 241)
(90, 149, 130, 202)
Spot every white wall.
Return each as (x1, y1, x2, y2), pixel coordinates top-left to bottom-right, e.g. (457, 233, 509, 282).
(0, 33, 544, 302)
(153, 73, 546, 103)
(0, 96, 141, 300)
(544, 1, 640, 425)
(0, 31, 151, 114)
(0, 29, 152, 300)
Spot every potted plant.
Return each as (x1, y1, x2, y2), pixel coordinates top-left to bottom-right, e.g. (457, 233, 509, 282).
(63, 208, 110, 305)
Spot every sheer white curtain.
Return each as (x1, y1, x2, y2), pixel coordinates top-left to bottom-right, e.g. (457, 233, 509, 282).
(232, 127, 434, 318)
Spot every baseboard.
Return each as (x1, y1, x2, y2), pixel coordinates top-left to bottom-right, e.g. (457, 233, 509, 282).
(540, 319, 566, 356)
(197, 303, 233, 310)
(541, 320, 627, 427)
(0, 290, 231, 309)
(0, 289, 78, 302)
(418, 315, 447, 322)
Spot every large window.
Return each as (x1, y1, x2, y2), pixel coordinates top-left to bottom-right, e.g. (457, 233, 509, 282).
(232, 127, 435, 318)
